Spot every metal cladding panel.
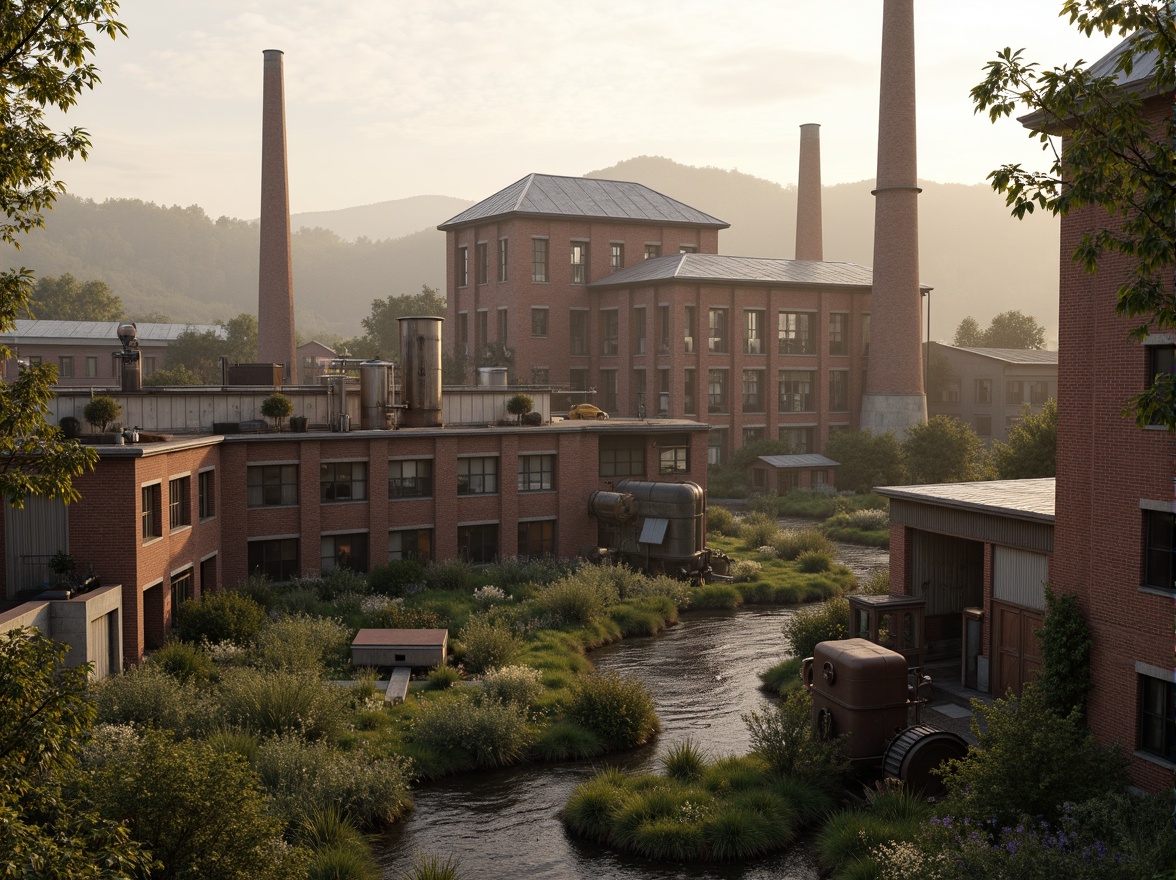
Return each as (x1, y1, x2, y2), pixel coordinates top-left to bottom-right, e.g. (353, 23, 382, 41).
(911, 530, 984, 617)
(890, 498, 1053, 553)
(4, 494, 68, 597)
(993, 546, 1048, 610)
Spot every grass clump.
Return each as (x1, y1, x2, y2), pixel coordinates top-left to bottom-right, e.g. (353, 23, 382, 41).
(458, 616, 522, 674)
(759, 658, 804, 696)
(368, 560, 425, 596)
(426, 664, 461, 690)
(706, 505, 737, 536)
(175, 590, 266, 646)
(252, 614, 352, 673)
(213, 667, 350, 740)
(737, 512, 782, 549)
(91, 662, 202, 733)
(689, 583, 742, 610)
(772, 528, 834, 560)
(532, 720, 604, 761)
(796, 549, 833, 572)
(421, 558, 473, 592)
(661, 740, 706, 782)
(482, 664, 543, 709)
(148, 639, 215, 684)
(565, 671, 659, 749)
(394, 852, 465, 880)
(410, 692, 533, 772)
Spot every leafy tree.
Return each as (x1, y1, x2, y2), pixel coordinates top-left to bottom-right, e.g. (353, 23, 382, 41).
(953, 315, 984, 347)
(925, 347, 956, 402)
(442, 349, 469, 385)
(902, 415, 990, 484)
(952, 310, 1046, 349)
(992, 398, 1058, 478)
(221, 312, 258, 362)
(30, 273, 122, 321)
(356, 284, 446, 358)
(164, 328, 225, 382)
(142, 364, 202, 387)
(83, 396, 120, 432)
(260, 393, 293, 431)
(506, 393, 533, 424)
(971, 1, 1175, 427)
(0, 1, 120, 506)
(823, 429, 906, 493)
(0, 628, 149, 879)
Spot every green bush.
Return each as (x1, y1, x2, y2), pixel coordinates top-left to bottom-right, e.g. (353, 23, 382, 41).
(148, 639, 215, 684)
(91, 663, 201, 732)
(234, 574, 275, 609)
(743, 690, 849, 790)
(702, 806, 773, 860)
(689, 583, 742, 610)
(532, 720, 604, 761)
(368, 560, 425, 596)
(565, 672, 659, 749)
(422, 558, 473, 592)
(312, 568, 370, 601)
(859, 566, 891, 595)
(82, 395, 121, 432)
(176, 591, 266, 646)
(661, 740, 706, 782)
(534, 567, 620, 625)
(1035, 586, 1092, 719)
(254, 735, 414, 829)
(759, 658, 804, 696)
(260, 392, 294, 428)
(482, 664, 543, 709)
(426, 664, 461, 690)
(411, 693, 533, 769)
(738, 512, 782, 549)
(458, 616, 521, 674)
(731, 559, 764, 583)
(252, 614, 352, 673)
(773, 528, 834, 560)
(486, 555, 571, 587)
(307, 843, 379, 880)
(706, 505, 737, 536)
(270, 585, 329, 617)
(783, 597, 849, 658)
(395, 853, 465, 880)
(796, 549, 833, 572)
(213, 668, 350, 741)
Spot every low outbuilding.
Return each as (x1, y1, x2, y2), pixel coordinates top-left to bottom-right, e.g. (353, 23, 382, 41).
(350, 627, 448, 669)
(749, 453, 839, 494)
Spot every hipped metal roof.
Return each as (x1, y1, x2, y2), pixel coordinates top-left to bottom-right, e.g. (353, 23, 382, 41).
(1, 320, 224, 344)
(937, 344, 1058, 365)
(438, 173, 729, 230)
(876, 478, 1056, 524)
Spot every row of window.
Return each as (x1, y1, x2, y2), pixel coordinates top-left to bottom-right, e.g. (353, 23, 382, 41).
(142, 470, 215, 541)
(689, 308, 864, 357)
(939, 378, 1051, 406)
(26, 354, 160, 379)
(456, 239, 693, 288)
(248, 520, 558, 579)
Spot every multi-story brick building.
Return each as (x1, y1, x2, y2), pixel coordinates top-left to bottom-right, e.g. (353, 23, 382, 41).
(441, 173, 899, 464)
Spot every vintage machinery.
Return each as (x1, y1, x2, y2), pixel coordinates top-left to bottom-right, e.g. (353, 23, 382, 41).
(803, 638, 967, 796)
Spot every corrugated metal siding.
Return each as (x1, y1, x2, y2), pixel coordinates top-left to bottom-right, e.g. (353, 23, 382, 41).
(4, 495, 68, 597)
(993, 546, 1048, 610)
(891, 499, 1052, 553)
(911, 530, 984, 616)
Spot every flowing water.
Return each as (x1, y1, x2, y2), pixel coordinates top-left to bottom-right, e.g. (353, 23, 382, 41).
(376, 535, 888, 879)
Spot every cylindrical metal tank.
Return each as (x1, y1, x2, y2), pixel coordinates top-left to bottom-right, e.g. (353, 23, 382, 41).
(608, 479, 707, 577)
(477, 366, 508, 387)
(398, 316, 443, 428)
(588, 491, 638, 523)
(121, 353, 142, 393)
(359, 359, 393, 430)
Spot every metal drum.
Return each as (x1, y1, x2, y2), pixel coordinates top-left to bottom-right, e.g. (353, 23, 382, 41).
(398, 316, 443, 428)
(359, 360, 393, 430)
(882, 725, 968, 797)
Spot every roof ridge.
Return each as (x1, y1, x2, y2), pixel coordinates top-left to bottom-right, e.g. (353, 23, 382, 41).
(513, 173, 538, 212)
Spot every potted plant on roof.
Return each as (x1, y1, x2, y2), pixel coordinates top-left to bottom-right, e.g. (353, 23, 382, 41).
(260, 393, 294, 432)
(83, 396, 120, 435)
(48, 550, 75, 586)
(506, 393, 534, 425)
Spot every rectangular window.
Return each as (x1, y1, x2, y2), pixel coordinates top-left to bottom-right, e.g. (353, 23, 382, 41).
(518, 454, 555, 492)
(198, 470, 215, 520)
(745, 310, 764, 355)
(680, 244, 698, 254)
(779, 370, 816, 412)
(1145, 510, 1174, 592)
(743, 426, 765, 446)
(498, 308, 508, 345)
(85, 356, 98, 378)
(659, 436, 689, 474)
(477, 242, 488, 284)
(658, 368, 670, 415)
(708, 369, 728, 413)
(708, 309, 729, 354)
(141, 484, 162, 542)
(170, 568, 193, 619)
(975, 378, 992, 405)
(829, 371, 849, 412)
(600, 311, 618, 356)
(457, 523, 499, 564)
(601, 369, 618, 412)
(458, 457, 498, 495)
(684, 305, 696, 353)
(600, 436, 645, 478)
(59, 356, 73, 378)
(634, 369, 647, 414)
(632, 308, 646, 356)
(862, 314, 871, 357)
(389, 528, 433, 563)
(829, 313, 849, 356)
(1139, 674, 1176, 761)
(169, 476, 191, 530)
(1148, 345, 1176, 425)
(684, 368, 697, 415)
(388, 459, 433, 498)
(975, 414, 992, 437)
(518, 520, 555, 557)
(659, 305, 670, 353)
(611, 243, 624, 271)
(248, 538, 298, 581)
(200, 554, 217, 592)
(458, 312, 469, 356)
(27, 355, 40, 366)
(532, 238, 548, 282)
(779, 425, 815, 454)
(321, 461, 367, 503)
(476, 311, 488, 355)
(708, 428, 727, 467)
(942, 379, 962, 404)
(498, 238, 508, 282)
(569, 368, 589, 392)
(1029, 380, 1049, 405)
(1006, 380, 1025, 405)
(570, 241, 588, 284)
(248, 464, 298, 507)
(531, 307, 548, 337)
(644, 244, 661, 260)
(742, 369, 764, 412)
(778, 312, 814, 355)
(570, 310, 588, 356)
(457, 246, 468, 287)
(321, 533, 368, 573)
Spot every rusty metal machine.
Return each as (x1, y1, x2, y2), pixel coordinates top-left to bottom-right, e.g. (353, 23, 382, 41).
(803, 638, 967, 795)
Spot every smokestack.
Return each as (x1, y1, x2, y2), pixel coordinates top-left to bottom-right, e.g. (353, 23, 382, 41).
(258, 49, 296, 383)
(860, 0, 926, 434)
(794, 123, 823, 261)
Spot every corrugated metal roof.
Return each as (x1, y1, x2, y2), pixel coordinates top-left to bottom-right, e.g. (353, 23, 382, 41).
(0, 319, 224, 343)
(438, 173, 729, 230)
(948, 346, 1058, 365)
(877, 478, 1055, 523)
(1087, 32, 1159, 89)
(589, 253, 914, 290)
(757, 453, 841, 469)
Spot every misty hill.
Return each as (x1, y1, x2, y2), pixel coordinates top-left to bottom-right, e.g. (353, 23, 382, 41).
(8, 157, 1060, 341)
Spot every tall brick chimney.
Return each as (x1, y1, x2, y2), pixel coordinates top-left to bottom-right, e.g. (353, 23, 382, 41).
(258, 49, 296, 383)
(860, 0, 926, 434)
(794, 123, 823, 261)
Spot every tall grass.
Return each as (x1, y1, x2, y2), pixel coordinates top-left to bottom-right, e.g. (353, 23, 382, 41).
(410, 693, 532, 771)
(213, 668, 350, 740)
(252, 614, 352, 672)
(565, 672, 659, 749)
(458, 616, 521, 674)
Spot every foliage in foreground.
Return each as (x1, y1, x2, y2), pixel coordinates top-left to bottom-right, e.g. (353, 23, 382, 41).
(743, 690, 849, 793)
(565, 671, 660, 749)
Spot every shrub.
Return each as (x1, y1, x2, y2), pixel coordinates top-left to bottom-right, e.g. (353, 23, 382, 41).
(252, 614, 352, 673)
(422, 558, 472, 592)
(662, 740, 706, 782)
(563, 770, 625, 841)
(796, 549, 833, 572)
(702, 807, 772, 860)
(260, 392, 294, 429)
(254, 735, 414, 829)
(738, 512, 781, 549)
(234, 574, 275, 609)
(176, 591, 265, 646)
(731, 560, 763, 583)
(783, 597, 849, 659)
(486, 555, 570, 587)
(1035, 586, 1092, 719)
(213, 668, 350, 741)
(860, 566, 891, 595)
(773, 528, 833, 560)
(148, 639, 214, 684)
(426, 665, 460, 690)
(91, 662, 200, 732)
(565, 672, 659, 749)
(623, 574, 692, 610)
(482, 664, 543, 709)
(307, 842, 379, 880)
(689, 583, 742, 610)
(313, 568, 370, 600)
(506, 392, 534, 422)
(411, 693, 532, 769)
(82, 395, 121, 432)
(743, 690, 849, 790)
(472, 585, 508, 606)
(459, 616, 521, 674)
(759, 658, 804, 696)
(368, 560, 425, 596)
(705, 505, 736, 536)
(534, 568, 619, 625)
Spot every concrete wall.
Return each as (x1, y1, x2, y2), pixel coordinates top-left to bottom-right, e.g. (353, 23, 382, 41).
(0, 584, 124, 679)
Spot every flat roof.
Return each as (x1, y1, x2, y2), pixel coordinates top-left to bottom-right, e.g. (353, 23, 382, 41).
(941, 345, 1058, 365)
(876, 478, 1055, 524)
(757, 453, 840, 469)
(352, 628, 449, 647)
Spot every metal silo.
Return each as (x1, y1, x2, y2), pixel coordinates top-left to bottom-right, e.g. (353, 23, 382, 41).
(398, 316, 443, 428)
(359, 359, 393, 430)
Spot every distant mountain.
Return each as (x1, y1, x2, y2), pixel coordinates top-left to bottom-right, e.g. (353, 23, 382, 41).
(7, 158, 1060, 342)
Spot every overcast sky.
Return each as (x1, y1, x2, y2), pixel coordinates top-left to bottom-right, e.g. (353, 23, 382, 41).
(58, 0, 1120, 221)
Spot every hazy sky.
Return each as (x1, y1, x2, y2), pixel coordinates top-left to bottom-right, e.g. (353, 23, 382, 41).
(58, 0, 1120, 221)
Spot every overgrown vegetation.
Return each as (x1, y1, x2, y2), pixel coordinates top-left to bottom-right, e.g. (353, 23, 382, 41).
(1034, 586, 1092, 719)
